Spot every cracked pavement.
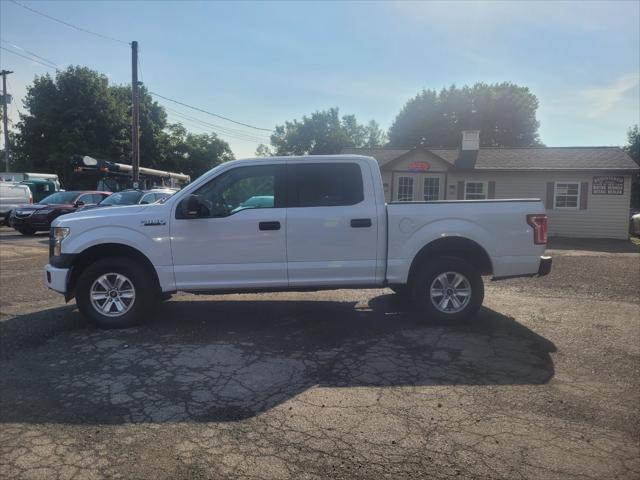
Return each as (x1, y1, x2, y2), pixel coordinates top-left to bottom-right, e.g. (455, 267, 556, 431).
(1, 228, 639, 479)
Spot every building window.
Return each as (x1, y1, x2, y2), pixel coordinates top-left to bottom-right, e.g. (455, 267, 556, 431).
(554, 182, 580, 209)
(397, 176, 414, 201)
(464, 181, 487, 200)
(423, 177, 440, 201)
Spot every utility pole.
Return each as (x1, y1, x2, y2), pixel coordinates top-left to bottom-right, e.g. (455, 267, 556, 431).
(1, 70, 13, 172)
(131, 41, 140, 187)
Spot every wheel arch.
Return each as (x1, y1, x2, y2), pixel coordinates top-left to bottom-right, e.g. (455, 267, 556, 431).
(407, 236, 493, 286)
(67, 243, 161, 297)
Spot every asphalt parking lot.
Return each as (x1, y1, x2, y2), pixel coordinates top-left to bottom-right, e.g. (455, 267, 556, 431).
(1, 226, 639, 480)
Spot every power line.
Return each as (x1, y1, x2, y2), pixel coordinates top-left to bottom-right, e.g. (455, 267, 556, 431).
(1, 39, 60, 69)
(166, 109, 270, 142)
(150, 91, 273, 132)
(164, 106, 270, 141)
(9, 0, 129, 45)
(0, 47, 58, 70)
(167, 110, 270, 144)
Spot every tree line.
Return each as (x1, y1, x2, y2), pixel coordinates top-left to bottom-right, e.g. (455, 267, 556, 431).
(3, 65, 638, 182)
(7, 66, 234, 179)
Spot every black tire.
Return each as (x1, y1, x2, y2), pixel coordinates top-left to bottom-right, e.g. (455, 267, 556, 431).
(410, 256, 484, 325)
(389, 285, 410, 297)
(76, 257, 156, 329)
(159, 292, 173, 302)
(16, 226, 36, 236)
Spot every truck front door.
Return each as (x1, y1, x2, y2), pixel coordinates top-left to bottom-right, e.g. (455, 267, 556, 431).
(170, 163, 288, 290)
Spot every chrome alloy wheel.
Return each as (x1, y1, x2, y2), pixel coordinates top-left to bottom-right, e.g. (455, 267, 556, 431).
(89, 273, 136, 317)
(429, 272, 471, 314)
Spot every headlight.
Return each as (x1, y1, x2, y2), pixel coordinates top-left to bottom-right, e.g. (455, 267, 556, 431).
(51, 227, 70, 256)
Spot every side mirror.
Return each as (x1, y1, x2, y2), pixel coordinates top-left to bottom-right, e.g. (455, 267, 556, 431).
(75, 200, 85, 207)
(177, 194, 202, 219)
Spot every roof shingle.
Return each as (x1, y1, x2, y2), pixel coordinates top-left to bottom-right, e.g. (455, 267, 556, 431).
(340, 146, 638, 171)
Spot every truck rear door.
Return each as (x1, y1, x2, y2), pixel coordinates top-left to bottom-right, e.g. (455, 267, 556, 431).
(286, 160, 379, 286)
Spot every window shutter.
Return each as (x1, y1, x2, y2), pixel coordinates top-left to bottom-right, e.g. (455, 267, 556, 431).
(546, 182, 554, 209)
(488, 181, 496, 199)
(457, 181, 465, 200)
(580, 182, 588, 210)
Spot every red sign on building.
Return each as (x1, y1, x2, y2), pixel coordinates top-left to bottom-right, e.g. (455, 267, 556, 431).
(409, 162, 430, 172)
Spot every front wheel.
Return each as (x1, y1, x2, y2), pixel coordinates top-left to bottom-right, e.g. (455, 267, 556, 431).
(410, 257, 484, 324)
(76, 257, 156, 329)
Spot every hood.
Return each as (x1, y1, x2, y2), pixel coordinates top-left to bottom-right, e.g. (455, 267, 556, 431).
(52, 203, 152, 226)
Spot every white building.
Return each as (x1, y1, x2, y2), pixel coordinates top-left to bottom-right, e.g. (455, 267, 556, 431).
(343, 131, 639, 239)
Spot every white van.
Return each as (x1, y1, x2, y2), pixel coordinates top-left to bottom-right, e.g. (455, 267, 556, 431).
(0, 182, 32, 224)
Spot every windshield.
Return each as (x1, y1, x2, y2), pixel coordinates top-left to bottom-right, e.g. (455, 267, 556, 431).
(38, 192, 78, 205)
(99, 191, 143, 206)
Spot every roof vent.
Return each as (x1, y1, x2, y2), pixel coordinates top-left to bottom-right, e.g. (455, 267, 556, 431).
(462, 130, 480, 151)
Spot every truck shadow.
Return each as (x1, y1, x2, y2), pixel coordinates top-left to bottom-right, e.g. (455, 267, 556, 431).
(0, 293, 556, 424)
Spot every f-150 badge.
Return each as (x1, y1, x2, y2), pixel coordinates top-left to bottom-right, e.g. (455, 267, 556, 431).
(141, 219, 166, 226)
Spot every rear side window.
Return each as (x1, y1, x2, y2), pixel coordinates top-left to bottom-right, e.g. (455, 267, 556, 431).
(289, 163, 364, 207)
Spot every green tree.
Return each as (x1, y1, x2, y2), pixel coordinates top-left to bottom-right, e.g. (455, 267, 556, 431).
(625, 125, 639, 165)
(626, 125, 640, 209)
(161, 123, 233, 179)
(364, 120, 387, 148)
(14, 66, 128, 175)
(12, 65, 233, 181)
(269, 108, 384, 155)
(255, 143, 273, 157)
(388, 82, 541, 147)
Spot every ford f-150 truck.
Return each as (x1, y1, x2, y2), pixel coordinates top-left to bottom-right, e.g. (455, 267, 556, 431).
(45, 155, 551, 329)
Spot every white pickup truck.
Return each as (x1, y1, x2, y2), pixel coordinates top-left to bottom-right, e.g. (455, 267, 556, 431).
(45, 155, 551, 328)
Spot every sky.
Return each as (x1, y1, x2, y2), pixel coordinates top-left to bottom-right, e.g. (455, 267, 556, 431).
(1, 0, 639, 159)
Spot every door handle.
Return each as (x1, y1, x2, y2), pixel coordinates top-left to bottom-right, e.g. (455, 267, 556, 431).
(259, 221, 281, 231)
(350, 218, 372, 228)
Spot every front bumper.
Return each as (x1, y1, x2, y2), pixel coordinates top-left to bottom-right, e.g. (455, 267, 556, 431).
(45, 264, 70, 293)
(11, 214, 52, 230)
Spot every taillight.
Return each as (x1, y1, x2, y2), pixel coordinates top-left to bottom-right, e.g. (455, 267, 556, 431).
(527, 214, 548, 245)
(29, 193, 33, 204)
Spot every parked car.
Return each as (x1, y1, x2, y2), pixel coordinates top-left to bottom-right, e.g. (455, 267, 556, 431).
(79, 189, 175, 211)
(44, 155, 551, 329)
(0, 182, 32, 225)
(11, 190, 110, 235)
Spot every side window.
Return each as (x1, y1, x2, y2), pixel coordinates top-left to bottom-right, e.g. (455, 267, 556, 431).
(397, 176, 414, 201)
(423, 177, 440, 201)
(77, 194, 95, 205)
(554, 182, 579, 208)
(289, 163, 363, 207)
(140, 193, 156, 204)
(193, 165, 281, 217)
(465, 181, 487, 200)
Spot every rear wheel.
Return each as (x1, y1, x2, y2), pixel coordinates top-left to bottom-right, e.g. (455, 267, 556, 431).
(410, 257, 484, 324)
(76, 257, 156, 329)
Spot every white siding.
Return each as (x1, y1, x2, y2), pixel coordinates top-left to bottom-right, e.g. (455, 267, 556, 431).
(445, 171, 632, 239)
